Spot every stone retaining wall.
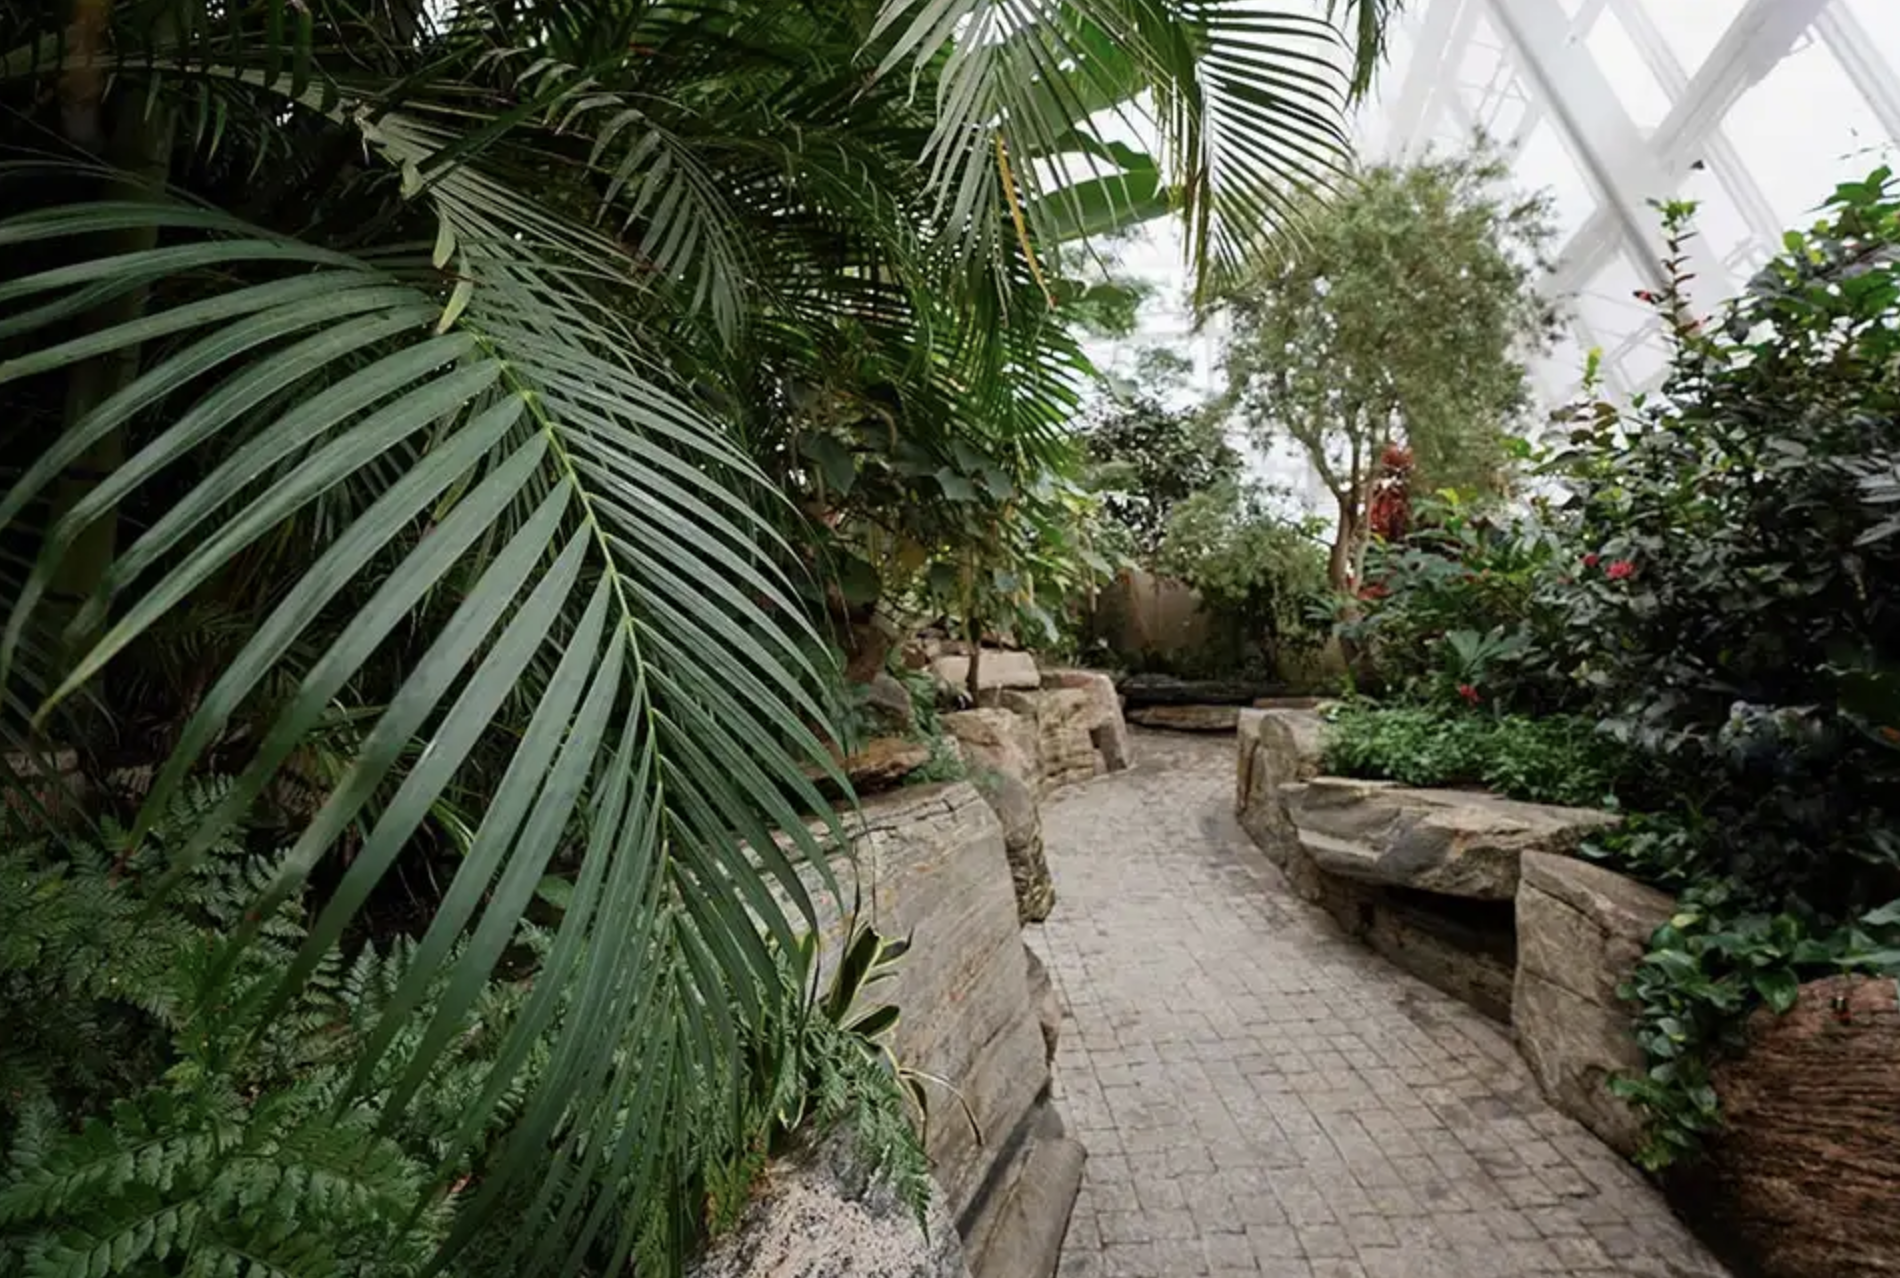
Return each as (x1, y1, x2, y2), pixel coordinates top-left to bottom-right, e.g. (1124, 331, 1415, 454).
(942, 668, 1133, 925)
(775, 781, 1084, 1278)
(1235, 709, 1667, 1161)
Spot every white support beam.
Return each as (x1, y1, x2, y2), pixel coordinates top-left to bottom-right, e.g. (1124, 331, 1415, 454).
(1607, 0, 1783, 245)
(1541, 0, 1827, 298)
(1484, 0, 1732, 298)
(1381, 0, 1476, 157)
(1815, 4, 1900, 146)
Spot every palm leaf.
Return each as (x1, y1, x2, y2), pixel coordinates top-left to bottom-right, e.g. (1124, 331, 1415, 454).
(867, 0, 1394, 297)
(0, 149, 847, 1268)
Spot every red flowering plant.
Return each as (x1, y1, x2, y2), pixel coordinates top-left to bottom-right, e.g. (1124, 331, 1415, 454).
(1535, 181, 1900, 1168)
(1341, 493, 1574, 712)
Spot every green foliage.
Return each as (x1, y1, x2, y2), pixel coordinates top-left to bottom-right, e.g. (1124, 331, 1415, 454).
(1154, 481, 1332, 670)
(0, 793, 927, 1277)
(1609, 883, 1900, 1171)
(1082, 364, 1242, 556)
(904, 734, 971, 787)
(1347, 495, 1575, 710)
(1321, 703, 1629, 809)
(0, 0, 1395, 1264)
(1541, 179, 1900, 909)
(1222, 143, 1558, 588)
(1543, 174, 1900, 1166)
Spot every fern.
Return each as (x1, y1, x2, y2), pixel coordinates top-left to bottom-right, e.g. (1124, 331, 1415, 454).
(1, 785, 936, 1276)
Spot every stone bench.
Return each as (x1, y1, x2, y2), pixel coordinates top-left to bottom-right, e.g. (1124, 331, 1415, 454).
(1235, 708, 1672, 1159)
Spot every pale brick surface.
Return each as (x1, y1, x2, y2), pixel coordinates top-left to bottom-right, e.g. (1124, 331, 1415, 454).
(1029, 733, 1725, 1278)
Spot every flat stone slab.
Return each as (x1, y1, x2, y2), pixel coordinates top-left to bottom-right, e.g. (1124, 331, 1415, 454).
(1281, 777, 1620, 900)
(1116, 674, 1290, 707)
(1126, 704, 1239, 732)
(932, 650, 1041, 693)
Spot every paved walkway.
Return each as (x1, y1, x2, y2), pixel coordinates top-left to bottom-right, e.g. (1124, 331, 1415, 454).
(1028, 731, 1726, 1278)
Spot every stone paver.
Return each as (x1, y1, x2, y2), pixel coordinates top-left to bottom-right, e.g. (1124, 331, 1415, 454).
(1029, 731, 1726, 1278)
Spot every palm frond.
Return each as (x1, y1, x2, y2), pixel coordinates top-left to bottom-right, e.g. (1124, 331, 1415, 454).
(0, 148, 846, 1267)
(868, 0, 1381, 298)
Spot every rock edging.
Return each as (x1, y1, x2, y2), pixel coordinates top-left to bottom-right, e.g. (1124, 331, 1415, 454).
(777, 782, 1083, 1278)
(1512, 850, 1674, 1159)
(1233, 710, 1667, 1152)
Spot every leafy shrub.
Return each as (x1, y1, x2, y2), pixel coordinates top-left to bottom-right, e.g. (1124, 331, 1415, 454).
(1082, 366, 1243, 556)
(1539, 183, 1900, 911)
(1321, 703, 1628, 809)
(1347, 495, 1574, 711)
(1535, 173, 1900, 1166)
(1155, 481, 1332, 670)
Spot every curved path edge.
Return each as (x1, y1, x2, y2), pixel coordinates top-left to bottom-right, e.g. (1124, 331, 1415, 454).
(1028, 730, 1728, 1278)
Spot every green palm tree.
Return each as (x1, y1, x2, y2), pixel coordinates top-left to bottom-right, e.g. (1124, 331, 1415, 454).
(0, 0, 1392, 1269)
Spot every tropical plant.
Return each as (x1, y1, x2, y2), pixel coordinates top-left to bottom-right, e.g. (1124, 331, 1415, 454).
(0, 0, 1394, 1267)
(1542, 180, 1900, 915)
(1081, 348, 1240, 556)
(1221, 143, 1558, 591)
(1154, 480, 1332, 672)
(0, 787, 932, 1275)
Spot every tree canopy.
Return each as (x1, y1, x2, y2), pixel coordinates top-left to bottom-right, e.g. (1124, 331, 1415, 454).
(1221, 145, 1558, 590)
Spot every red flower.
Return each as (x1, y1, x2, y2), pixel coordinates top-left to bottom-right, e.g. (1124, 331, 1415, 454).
(1357, 581, 1389, 600)
(1582, 553, 1600, 568)
(1457, 684, 1481, 705)
(1606, 559, 1636, 580)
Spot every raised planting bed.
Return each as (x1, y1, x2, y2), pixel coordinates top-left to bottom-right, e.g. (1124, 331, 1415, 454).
(1235, 708, 1660, 1151)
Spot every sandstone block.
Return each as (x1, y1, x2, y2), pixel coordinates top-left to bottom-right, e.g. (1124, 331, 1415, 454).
(942, 709, 1039, 792)
(1280, 778, 1618, 900)
(782, 783, 1077, 1271)
(1234, 709, 1325, 883)
(959, 1104, 1085, 1278)
(971, 769, 1052, 923)
(862, 671, 917, 735)
(932, 650, 1041, 695)
(1512, 851, 1676, 1156)
(1039, 669, 1133, 773)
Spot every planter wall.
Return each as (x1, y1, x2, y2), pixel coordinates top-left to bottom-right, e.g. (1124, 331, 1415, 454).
(1234, 710, 1661, 1151)
(782, 781, 1084, 1278)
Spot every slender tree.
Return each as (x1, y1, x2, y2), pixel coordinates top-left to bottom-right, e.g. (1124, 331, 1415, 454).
(1221, 145, 1558, 592)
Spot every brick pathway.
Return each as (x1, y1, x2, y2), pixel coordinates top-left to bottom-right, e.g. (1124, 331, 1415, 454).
(1029, 731, 1726, 1278)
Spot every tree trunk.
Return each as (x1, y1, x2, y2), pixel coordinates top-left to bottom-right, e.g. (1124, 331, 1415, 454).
(1327, 491, 1359, 594)
(46, 1, 176, 663)
(964, 614, 982, 703)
